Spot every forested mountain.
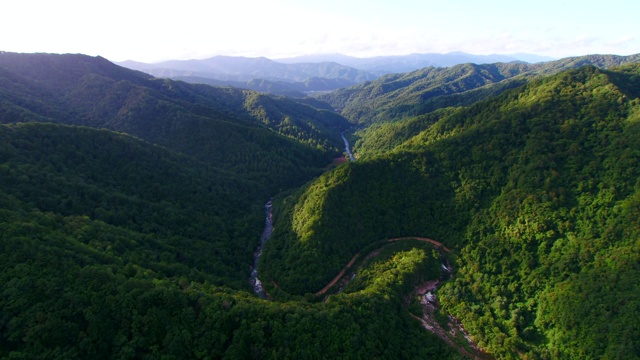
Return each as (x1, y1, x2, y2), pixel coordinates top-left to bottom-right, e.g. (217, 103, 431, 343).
(321, 53, 640, 125)
(262, 64, 640, 358)
(0, 52, 351, 191)
(119, 52, 555, 95)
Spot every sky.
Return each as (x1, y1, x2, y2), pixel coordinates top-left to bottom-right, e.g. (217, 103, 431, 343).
(2, 0, 639, 63)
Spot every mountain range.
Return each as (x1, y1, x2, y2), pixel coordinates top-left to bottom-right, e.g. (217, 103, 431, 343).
(1, 50, 639, 359)
(118, 52, 555, 96)
(119, 56, 379, 95)
(276, 51, 556, 72)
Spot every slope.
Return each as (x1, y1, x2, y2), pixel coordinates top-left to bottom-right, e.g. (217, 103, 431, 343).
(276, 52, 554, 73)
(0, 122, 261, 286)
(261, 64, 640, 358)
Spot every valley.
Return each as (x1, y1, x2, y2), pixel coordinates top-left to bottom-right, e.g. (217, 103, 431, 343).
(1, 51, 639, 359)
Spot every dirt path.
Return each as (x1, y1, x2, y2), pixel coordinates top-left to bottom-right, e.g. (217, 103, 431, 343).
(314, 236, 450, 296)
(387, 237, 451, 253)
(314, 253, 361, 296)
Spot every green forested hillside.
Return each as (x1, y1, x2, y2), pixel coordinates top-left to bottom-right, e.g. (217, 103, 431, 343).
(263, 64, 640, 358)
(0, 123, 262, 286)
(0, 122, 461, 359)
(0, 52, 350, 191)
(321, 53, 640, 125)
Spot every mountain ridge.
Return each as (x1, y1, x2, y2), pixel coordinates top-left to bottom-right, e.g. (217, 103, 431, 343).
(117, 52, 555, 95)
(275, 51, 556, 72)
(320, 53, 640, 124)
(119, 55, 379, 84)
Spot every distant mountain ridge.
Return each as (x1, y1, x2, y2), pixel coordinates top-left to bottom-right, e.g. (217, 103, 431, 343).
(117, 52, 555, 95)
(119, 56, 379, 85)
(275, 51, 556, 73)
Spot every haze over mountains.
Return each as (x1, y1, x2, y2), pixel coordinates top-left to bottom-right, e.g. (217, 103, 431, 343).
(275, 52, 557, 72)
(118, 52, 556, 96)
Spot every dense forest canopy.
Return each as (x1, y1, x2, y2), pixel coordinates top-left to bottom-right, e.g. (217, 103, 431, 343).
(1, 51, 639, 359)
(262, 64, 640, 358)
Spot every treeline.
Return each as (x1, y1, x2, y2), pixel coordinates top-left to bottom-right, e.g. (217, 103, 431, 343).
(263, 64, 640, 358)
(0, 207, 459, 359)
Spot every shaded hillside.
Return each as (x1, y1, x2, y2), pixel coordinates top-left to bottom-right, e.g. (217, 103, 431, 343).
(261, 65, 640, 358)
(0, 123, 262, 287)
(0, 52, 350, 191)
(321, 53, 640, 125)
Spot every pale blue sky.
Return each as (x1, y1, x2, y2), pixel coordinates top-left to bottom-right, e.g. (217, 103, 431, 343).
(2, 0, 638, 62)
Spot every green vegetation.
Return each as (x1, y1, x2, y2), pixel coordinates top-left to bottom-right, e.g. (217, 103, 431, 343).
(261, 153, 462, 295)
(0, 122, 461, 359)
(0, 122, 262, 287)
(171, 75, 360, 98)
(320, 54, 640, 125)
(265, 64, 640, 358)
(0, 52, 351, 193)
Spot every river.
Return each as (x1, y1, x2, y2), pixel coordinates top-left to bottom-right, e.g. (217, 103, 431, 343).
(249, 199, 273, 298)
(341, 132, 355, 161)
(250, 133, 355, 298)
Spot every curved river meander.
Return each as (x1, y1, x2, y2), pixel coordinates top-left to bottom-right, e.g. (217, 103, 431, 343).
(246, 135, 484, 356)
